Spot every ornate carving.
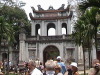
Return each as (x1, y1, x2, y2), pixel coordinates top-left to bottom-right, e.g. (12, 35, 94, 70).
(58, 4, 65, 10)
(29, 13, 33, 19)
(31, 7, 35, 11)
(37, 5, 44, 11)
(29, 13, 32, 17)
(48, 6, 54, 10)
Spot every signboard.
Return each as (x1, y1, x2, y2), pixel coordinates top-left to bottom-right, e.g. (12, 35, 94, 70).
(44, 13, 58, 17)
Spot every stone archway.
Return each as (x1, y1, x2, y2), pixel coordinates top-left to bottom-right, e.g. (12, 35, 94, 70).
(2, 53, 7, 61)
(47, 23, 56, 36)
(43, 45, 59, 64)
(97, 51, 100, 61)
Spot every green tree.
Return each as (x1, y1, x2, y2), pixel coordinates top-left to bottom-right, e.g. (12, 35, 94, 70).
(0, 16, 14, 74)
(0, 1, 30, 74)
(72, 8, 97, 74)
(0, 4, 31, 47)
(79, 0, 100, 57)
(0, 16, 14, 50)
(79, 0, 100, 12)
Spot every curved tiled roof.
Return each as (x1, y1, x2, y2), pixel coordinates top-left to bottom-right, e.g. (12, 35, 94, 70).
(29, 11, 73, 20)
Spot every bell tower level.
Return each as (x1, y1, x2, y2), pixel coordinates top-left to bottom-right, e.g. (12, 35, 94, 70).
(29, 4, 73, 36)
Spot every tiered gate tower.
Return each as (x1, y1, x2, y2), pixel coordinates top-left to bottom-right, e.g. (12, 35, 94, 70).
(19, 4, 83, 64)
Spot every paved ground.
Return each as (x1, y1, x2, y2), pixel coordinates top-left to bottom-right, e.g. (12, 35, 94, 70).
(79, 69, 89, 74)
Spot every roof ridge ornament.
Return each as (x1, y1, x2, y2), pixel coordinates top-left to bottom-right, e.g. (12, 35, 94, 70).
(37, 5, 44, 11)
(48, 6, 54, 10)
(31, 6, 36, 11)
(58, 4, 65, 10)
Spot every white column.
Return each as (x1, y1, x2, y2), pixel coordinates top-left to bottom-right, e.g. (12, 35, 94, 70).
(19, 41, 26, 61)
(9, 46, 13, 61)
(25, 43, 29, 62)
(31, 21, 35, 36)
(56, 20, 62, 35)
(78, 46, 83, 64)
(44, 22, 47, 36)
(41, 21, 46, 36)
(19, 33, 27, 62)
(19, 41, 29, 62)
(67, 19, 72, 34)
(92, 44, 97, 59)
(39, 44, 43, 62)
(36, 40, 39, 58)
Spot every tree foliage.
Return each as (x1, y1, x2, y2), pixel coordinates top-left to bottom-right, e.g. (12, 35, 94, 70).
(72, 11, 94, 46)
(79, 0, 100, 12)
(0, 1, 31, 47)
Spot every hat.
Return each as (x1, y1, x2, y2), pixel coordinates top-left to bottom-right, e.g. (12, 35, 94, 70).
(57, 56, 61, 59)
(70, 62, 77, 68)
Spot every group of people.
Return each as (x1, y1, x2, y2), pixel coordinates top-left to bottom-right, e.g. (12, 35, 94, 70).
(26, 56, 79, 75)
(0, 56, 100, 75)
(27, 56, 100, 75)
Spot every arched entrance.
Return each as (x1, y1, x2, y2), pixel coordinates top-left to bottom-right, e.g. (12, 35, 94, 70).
(47, 23, 56, 36)
(43, 45, 59, 63)
(97, 51, 100, 61)
(2, 53, 7, 61)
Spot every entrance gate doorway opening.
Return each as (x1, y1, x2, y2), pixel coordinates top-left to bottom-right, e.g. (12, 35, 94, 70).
(2, 53, 7, 61)
(43, 45, 59, 64)
(97, 51, 100, 61)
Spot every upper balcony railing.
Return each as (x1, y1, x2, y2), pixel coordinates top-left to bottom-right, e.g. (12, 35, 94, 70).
(26, 35, 73, 42)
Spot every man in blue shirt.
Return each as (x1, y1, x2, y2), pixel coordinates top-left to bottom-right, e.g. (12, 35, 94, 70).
(56, 56, 67, 74)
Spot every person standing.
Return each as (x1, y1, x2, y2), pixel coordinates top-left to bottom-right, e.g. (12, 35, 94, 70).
(64, 62, 79, 75)
(35, 58, 40, 68)
(70, 62, 79, 75)
(56, 56, 67, 74)
(0, 61, 3, 75)
(55, 64, 63, 75)
(88, 59, 100, 75)
(64, 65, 72, 75)
(28, 60, 43, 75)
(43, 60, 56, 75)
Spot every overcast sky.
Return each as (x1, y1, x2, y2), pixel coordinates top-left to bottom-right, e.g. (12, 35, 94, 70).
(20, 0, 68, 19)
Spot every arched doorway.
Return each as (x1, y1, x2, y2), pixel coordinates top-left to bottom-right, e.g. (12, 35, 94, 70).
(43, 45, 59, 64)
(47, 23, 56, 36)
(2, 53, 7, 61)
(97, 51, 100, 61)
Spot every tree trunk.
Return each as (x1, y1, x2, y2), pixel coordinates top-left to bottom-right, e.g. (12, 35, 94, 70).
(7, 46, 9, 75)
(83, 45, 86, 75)
(88, 34, 91, 68)
(95, 27, 98, 58)
(0, 38, 1, 52)
(88, 49, 91, 68)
